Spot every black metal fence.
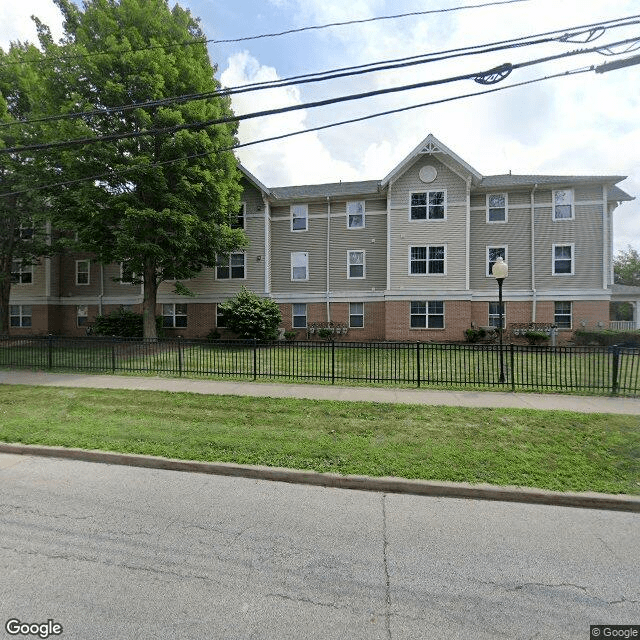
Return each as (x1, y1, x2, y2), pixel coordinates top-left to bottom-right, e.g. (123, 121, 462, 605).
(1, 336, 639, 396)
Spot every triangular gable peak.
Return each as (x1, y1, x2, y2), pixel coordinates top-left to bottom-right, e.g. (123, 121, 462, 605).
(238, 163, 271, 197)
(381, 133, 482, 188)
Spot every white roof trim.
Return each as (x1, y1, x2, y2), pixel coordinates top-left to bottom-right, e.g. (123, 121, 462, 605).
(381, 133, 482, 187)
(239, 164, 270, 196)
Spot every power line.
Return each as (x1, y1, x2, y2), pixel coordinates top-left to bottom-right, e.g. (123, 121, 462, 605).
(2, 14, 638, 131)
(0, 0, 532, 68)
(0, 65, 594, 199)
(2, 33, 639, 156)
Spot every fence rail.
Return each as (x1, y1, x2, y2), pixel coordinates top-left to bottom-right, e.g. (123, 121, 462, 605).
(1, 336, 639, 396)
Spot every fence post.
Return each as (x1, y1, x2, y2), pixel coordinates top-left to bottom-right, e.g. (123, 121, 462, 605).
(510, 344, 515, 392)
(331, 339, 335, 385)
(611, 346, 620, 395)
(178, 337, 183, 377)
(111, 341, 116, 374)
(47, 334, 53, 370)
(416, 341, 421, 388)
(253, 338, 257, 381)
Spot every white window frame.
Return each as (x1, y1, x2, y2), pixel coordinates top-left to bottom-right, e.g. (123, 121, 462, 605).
(553, 189, 574, 221)
(347, 200, 365, 229)
(553, 243, 574, 276)
(488, 301, 506, 329)
(76, 259, 90, 285)
(409, 190, 446, 221)
(486, 246, 508, 277)
(554, 301, 572, 329)
(77, 305, 89, 327)
(231, 202, 246, 229)
(216, 253, 246, 280)
(10, 305, 32, 328)
(291, 252, 309, 281)
(409, 245, 446, 276)
(11, 260, 33, 285)
(120, 262, 134, 284)
(162, 303, 187, 328)
(349, 302, 364, 328)
(292, 303, 307, 328)
(347, 250, 366, 279)
(486, 193, 508, 223)
(291, 204, 308, 232)
(410, 301, 445, 329)
(216, 303, 226, 328)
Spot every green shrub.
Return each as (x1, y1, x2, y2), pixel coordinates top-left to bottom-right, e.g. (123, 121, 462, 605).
(524, 330, 550, 346)
(573, 329, 640, 347)
(465, 327, 486, 343)
(218, 287, 282, 341)
(317, 327, 335, 341)
(284, 330, 297, 341)
(92, 308, 163, 338)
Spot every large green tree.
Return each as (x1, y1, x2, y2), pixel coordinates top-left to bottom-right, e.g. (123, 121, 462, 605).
(43, 0, 245, 338)
(614, 245, 640, 287)
(0, 42, 64, 335)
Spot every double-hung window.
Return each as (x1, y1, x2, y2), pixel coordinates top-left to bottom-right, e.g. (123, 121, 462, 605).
(216, 304, 227, 328)
(77, 305, 89, 327)
(10, 305, 32, 328)
(291, 204, 308, 231)
(216, 253, 245, 279)
(231, 203, 246, 229)
(162, 303, 187, 328)
(487, 247, 507, 277)
(347, 250, 365, 279)
(292, 303, 307, 328)
(410, 246, 445, 275)
(291, 252, 309, 281)
(410, 191, 445, 220)
(410, 301, 444, 328)
(76, 260, 90, 285)
(349, 302, 364, 328)
(553, 189, 574, 220)
(11, 260, 32, 284)
(554, 301, 572, 329)
(347, 201, 365, 229)
(553, 244, 574, 275)
(487, 193, 507, 222)
(488, 302, 505, 329)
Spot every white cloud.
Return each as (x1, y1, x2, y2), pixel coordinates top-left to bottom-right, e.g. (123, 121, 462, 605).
(0, 0, 63, 49)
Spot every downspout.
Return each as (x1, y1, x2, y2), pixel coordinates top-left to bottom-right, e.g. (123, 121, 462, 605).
(531, 184, 538, 322)
(99, 263, 104, 316)
(465, 176, 471, 291)
(386, 182, 392, 292)
(326, 196, 331, 323)
(263, 194, 271, 295)
(602, 186, 609, 289)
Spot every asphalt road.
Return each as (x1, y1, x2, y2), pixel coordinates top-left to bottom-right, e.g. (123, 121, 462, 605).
(0, 453, 638, 640)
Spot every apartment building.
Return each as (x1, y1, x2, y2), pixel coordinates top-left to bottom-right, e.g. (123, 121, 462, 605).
(9, 134, 635, 341)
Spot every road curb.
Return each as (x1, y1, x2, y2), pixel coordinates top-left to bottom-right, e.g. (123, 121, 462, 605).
(2, 442, 639, 513)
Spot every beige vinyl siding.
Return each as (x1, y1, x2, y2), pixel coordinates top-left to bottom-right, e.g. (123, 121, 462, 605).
(469, 202, 532, 290)
(9, 259, 45, 298)
(388, 157, 467, 290)
(271, 201, 328, 294)
(534, 189, 604, 289)
(328, 200, 387, 291)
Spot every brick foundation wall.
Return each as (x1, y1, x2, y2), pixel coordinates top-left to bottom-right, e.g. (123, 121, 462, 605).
(385, 300, 471, 342)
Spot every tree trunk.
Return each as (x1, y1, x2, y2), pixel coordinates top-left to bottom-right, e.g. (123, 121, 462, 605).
(142, 260, 158, 340)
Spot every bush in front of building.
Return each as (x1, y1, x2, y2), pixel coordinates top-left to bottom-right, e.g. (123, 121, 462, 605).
(218, 287, 282, 342)
(573, 329, 640, 347)
(92, 308, 163, 338)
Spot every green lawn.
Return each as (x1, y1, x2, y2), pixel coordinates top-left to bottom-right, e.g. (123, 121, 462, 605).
(1, 385, 638, 495)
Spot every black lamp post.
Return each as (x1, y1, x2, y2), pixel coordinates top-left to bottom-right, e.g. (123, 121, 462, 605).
(491, 256, 508, 383)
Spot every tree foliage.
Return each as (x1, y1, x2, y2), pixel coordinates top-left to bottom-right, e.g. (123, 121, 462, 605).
(219, 287, 282, 341)
(40, 0, 246, 338)
(614, 245, 640, 287)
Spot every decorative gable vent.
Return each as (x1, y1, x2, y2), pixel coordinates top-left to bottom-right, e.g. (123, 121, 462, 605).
(421, 142, 443, 154)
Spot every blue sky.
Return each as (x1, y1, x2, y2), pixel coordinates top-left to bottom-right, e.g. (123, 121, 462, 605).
(1, 0, 639, 252)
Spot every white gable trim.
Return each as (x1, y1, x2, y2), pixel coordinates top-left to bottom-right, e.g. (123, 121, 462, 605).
(381, 133, 482, 188)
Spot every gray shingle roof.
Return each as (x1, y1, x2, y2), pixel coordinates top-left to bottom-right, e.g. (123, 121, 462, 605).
(270, 180, 382, 200)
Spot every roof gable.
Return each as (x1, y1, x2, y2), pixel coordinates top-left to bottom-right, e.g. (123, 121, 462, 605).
(239, 164, 270, 196)
(381, 133, 482, 187)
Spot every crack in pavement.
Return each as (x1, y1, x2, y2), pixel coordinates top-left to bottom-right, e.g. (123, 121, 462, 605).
(381, 493, 392, 640)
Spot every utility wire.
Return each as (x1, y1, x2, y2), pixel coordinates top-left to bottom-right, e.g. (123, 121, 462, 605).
(0, 0, 532, 67)
(0, 65, 594, 199)
(2, 14, 639, 131)
(2, 33, 639, 156)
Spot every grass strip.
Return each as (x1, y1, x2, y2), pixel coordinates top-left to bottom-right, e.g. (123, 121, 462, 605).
(0, 385, 638, 495)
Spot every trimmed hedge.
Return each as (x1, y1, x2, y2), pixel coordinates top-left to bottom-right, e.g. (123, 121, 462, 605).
(573, 329, 640, 347)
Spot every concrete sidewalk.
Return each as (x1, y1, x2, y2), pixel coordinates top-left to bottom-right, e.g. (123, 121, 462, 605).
(2, 369, 640, 414)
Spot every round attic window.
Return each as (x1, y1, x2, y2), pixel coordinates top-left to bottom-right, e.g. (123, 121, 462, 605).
(419, 165, 437, 183)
